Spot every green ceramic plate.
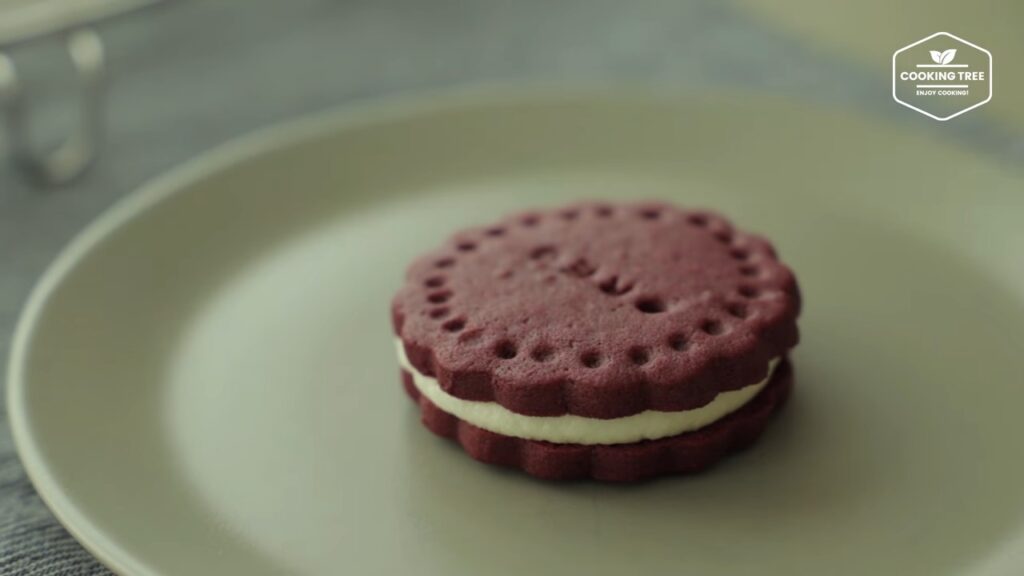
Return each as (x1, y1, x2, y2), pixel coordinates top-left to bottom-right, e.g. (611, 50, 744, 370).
(8, 88, 1024, 575)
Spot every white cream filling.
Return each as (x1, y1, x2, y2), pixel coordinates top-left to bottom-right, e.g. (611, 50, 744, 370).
(398, 340, 778, 445)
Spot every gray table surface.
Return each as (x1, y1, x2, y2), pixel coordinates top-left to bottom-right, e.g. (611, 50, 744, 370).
(0, 1, 1018, 574)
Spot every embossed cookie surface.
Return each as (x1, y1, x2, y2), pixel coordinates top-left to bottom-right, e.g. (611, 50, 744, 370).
(391, 201, 800, 420)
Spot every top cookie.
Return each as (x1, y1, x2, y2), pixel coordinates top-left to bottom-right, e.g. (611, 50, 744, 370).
(391, 201, 800, 419)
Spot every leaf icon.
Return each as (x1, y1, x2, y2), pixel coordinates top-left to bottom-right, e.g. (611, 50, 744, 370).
(930, 50, 944, 64)
(940, 49, 957, 64)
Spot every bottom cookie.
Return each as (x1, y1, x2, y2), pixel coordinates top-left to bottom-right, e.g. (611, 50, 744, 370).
(402, 360, 793, 482)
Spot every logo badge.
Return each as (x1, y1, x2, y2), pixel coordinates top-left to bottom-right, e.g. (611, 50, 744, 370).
(892, 32, 992, 121)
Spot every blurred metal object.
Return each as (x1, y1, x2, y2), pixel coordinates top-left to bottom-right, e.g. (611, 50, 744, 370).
(0, 29, 104, 185)
(0, 0, 156, 185)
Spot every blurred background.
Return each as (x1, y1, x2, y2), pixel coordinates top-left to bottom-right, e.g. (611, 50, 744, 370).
(0, 1, 1020, 573)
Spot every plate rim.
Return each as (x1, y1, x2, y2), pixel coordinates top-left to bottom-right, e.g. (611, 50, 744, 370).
(7, 83, 731, 575)
(4, 82, 577, 576)
(4, 83, 1008, 575)
(3, 82, 593, 575)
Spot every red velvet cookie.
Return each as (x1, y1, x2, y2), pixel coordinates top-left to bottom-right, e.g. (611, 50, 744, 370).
(391, 201, 800, 481)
